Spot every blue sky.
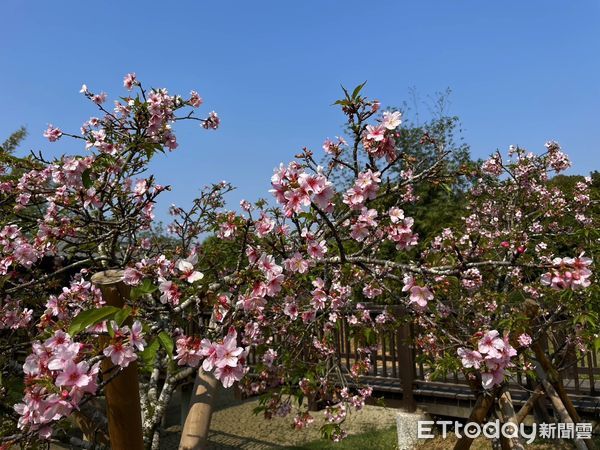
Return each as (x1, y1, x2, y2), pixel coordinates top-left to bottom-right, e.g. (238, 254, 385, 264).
(1, 1, 599, 221)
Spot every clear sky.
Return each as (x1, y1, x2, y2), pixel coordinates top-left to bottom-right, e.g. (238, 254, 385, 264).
(1, 1, 599, 221)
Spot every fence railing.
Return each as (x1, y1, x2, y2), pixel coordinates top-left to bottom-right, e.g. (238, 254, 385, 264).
(332, 311, 600, 418)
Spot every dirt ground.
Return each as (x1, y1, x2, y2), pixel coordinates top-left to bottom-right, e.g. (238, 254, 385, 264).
(159, 386, 399, 449)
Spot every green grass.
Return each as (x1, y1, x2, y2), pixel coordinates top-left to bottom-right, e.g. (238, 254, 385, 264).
(285, 427, 398, 450)
(285, 427, 599, 450)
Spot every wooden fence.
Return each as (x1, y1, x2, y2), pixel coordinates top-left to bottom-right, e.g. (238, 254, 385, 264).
(332, 313, 600, 419)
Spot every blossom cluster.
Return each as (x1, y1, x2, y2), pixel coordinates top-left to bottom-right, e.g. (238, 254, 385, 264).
(15, 331, 100, 438)
(342, 169, 380, 210)
(123, 253, 204, 306)
(457, 330, 517, 389)
(270, 163, 335, 217)
(403, 275, 434, 309)
(103, 321, 146, 368)
(540, 254, 593, 290)
(362, 110, 402, 162)
(44, 278, 104, 322)
(0, 297, 32, 329)
(174, 328, 247, 388)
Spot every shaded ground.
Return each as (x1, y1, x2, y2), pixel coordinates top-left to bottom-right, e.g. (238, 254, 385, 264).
(160, 386, 399, 449)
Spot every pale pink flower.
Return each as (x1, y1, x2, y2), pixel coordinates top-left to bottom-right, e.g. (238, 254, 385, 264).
(123, 73, 137, 90)
(43, 124, 63, 142)
(123, 267, 143, 286)
(189, 90, 203, 107)
(408, 285, 433, 308)
(92, 92, 107, 105)
(365, 124, 386, 142)
(481, 368, 505, 389)
(55, 361, 91, 389)
(477, 330, 505, 357)
(202, 111, 220, 130)
(255, 214, 275, 237)
(200, 339, 218, 371)
(177, 259, 204, 283)
(216, 329, 243, 369)
(129, 321, 146, 351)
(103, 343, 137, 368)
(457, 347, 483, 369)
(262, 349, 277, 368)
(47, 342, 81, 371)
(517, 333, 532, 348)
(389, 207, 405, 223)
(214, 363, 245, 388)
(381, 110, 402, 130)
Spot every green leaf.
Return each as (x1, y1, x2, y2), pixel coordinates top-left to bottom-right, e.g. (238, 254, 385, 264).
(140, 338, 160, 368)
(333, 99, 350, 106)
(113, 307, 132, 326)
(130, 279, 158, 300)
(364, 328, 377, 345)
(157, 331, 174, 359)
(320, 423, 339, 440)
(69, 306, 121, 336)
(351, 81, 367, 100)
(298, 211, 316, 222)
(340, 84, 350, 100)
(81, 168, 93, 189)
(440, 183, 453, 195)
(252, 405, 267, 415)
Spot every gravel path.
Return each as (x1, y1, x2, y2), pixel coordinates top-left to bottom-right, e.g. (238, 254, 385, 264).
(160, 386, 399, 449)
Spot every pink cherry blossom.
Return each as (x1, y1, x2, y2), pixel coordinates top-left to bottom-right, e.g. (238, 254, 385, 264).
(457, 348, 483, 369)
(189, 90, 203, 107)
(365, 124, 386, 142)
(517, 333, 532, 348)
(103, 342, 137, 368)
(215, 329, 243, 369)
(55, 361, 91, 389)
(381, 110, 402, 130)
(123, 73, 137, 90)
(43, 124, 63, 142)
(129, 321, 146, 351)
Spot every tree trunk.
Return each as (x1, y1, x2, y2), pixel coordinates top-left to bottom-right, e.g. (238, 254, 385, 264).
(178, 369, 219, 450)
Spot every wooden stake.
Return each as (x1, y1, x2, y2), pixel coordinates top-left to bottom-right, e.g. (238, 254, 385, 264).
(92, 270, 144, 450)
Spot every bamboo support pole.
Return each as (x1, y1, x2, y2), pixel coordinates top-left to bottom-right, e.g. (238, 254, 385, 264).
(70, 409, 110, 447)
(498, 389, 524, 450)
(531, 342, 581, 421)
(453, 388, 498, 450)
(178, 369, 219, 450)
(92, 270, 144, 450)
(515, 385, 544, 425)
(535, 364, 587, 450)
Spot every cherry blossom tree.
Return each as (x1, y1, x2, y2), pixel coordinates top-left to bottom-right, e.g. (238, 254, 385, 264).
(165, 84, 597, 448)
(0, 75, 225, 448)
(0, 77, 597, 450)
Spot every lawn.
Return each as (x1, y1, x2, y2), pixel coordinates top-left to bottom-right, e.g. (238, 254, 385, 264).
(287, 427, 594, 449)
(286, 426, 398, 450)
